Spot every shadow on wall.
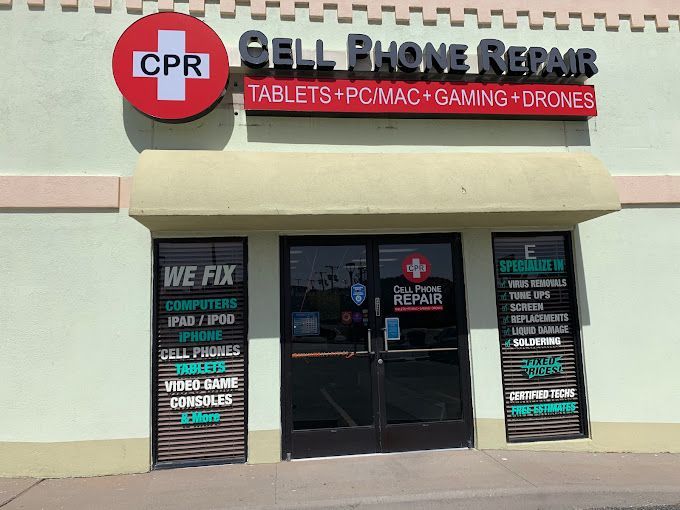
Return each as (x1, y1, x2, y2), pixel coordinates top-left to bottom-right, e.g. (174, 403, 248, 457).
(122, 83, 592, 151)
(572, 226, 591, 327)
(122, 97, 235, 152)
(245, 116, 591, 147)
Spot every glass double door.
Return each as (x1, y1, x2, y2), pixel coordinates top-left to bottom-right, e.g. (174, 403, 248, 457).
(282, 234, 473, 459)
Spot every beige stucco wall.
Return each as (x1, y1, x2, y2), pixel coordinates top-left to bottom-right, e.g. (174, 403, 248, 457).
(467, 207, 680, 453)
(0, 213, 283, 475)
(129, 151, 620, 230)
(578, 207, 680, 427)
(0, 7, 679, 178)
(1, 1, 679, 477)
(0, 210, 153, 476)
(1, 210, 679, 477)
(0, 218, 284, 475)
(246, 233, 282, 463)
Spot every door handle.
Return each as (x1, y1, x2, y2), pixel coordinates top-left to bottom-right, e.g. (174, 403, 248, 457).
(381, 328, 389, 352)
(367, 328, 372, 353)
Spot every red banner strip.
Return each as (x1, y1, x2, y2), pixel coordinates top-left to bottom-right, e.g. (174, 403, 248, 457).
(244, 76, 597, 118)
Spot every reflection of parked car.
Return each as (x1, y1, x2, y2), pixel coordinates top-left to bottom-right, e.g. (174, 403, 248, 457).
(320, 326, 347, 344)
(434, 327, 458, 348)
(405, 328, 427, 348)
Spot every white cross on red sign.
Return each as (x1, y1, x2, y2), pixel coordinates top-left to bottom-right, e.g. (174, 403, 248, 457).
(113, 13, 229, 122)
(402, 253, 431, 283)
(407, 258, 426, 279)
(132, 30, 210, 101)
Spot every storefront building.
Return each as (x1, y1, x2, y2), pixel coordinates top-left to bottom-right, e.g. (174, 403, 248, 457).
(1, 0, 679, 478)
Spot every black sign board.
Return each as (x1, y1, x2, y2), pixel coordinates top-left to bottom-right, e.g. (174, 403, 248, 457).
(492, 232, 587, 442)
(153, 239, 248, 466)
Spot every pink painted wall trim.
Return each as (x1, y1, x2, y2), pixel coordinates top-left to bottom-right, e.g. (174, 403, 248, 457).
(614, 176, 680, 205)
(0, 175, 679, 210)
(119, 177, 134, 209)
(0, 176, 120, 209)
(1, 0, 679, 29)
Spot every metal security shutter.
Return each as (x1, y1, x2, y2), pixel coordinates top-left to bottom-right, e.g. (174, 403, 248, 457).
(492, 232, 587, 442)
(153, 239, 247, 466)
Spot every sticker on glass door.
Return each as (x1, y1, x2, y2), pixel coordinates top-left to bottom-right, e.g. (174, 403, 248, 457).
(393, 253, 443, 312)
(385, 317, 400, 341)
(351, 283, 367, 305)
(402, 253, 431, 283)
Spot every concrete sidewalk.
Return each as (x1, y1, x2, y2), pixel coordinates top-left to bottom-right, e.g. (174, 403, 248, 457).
(1, 449, 680, 509)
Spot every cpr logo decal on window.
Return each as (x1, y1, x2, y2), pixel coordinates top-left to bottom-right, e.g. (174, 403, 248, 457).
(112, 13, 229, 122)
(402, 253, 431, 283)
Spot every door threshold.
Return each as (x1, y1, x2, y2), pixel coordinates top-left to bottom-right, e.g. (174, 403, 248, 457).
(291, 447, 470, 462)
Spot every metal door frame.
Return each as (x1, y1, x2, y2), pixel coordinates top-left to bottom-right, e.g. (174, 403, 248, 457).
(371, 233, 474, 452)
(280, 235, 380, 459)
(280, 233, 473, 460)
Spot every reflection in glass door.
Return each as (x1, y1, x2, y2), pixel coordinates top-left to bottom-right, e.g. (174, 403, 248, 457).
(375, 240, 472, 452)
(282, 235, 472, 459)
(284, 240, 379, 458)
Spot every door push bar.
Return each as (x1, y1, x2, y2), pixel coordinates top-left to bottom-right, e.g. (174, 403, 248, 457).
(368, 327, 390, 353)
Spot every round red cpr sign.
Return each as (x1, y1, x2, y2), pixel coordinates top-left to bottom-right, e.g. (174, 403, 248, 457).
(112, 13, 229, 122)
(402, 253, 432, 283)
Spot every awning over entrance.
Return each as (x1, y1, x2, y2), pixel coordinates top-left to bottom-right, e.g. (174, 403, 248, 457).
(129, 150, 620, 231)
